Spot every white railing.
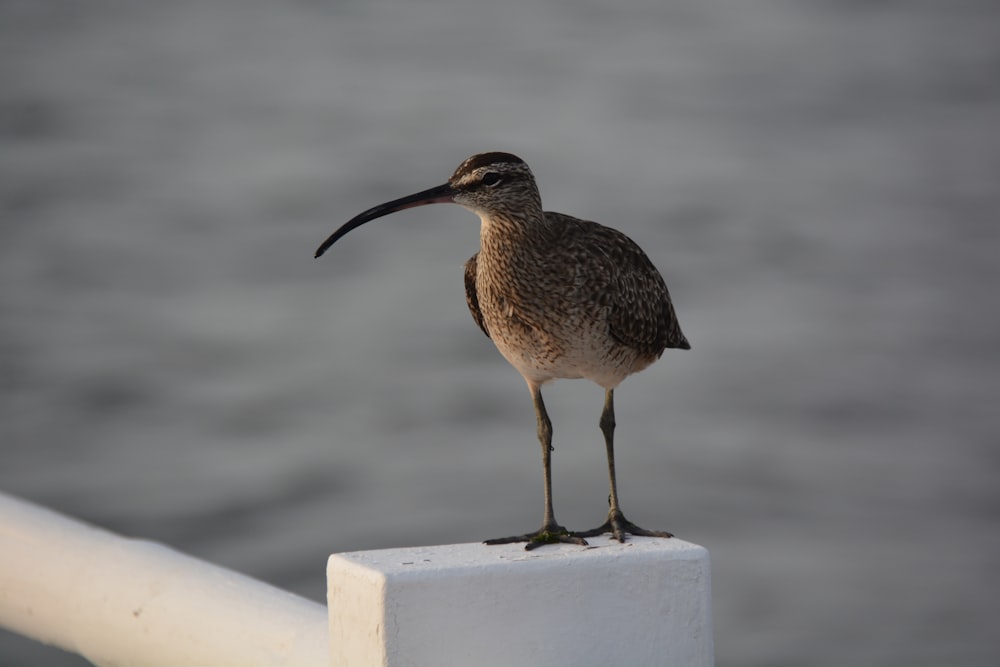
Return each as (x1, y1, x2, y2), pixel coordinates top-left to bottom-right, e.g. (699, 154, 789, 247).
(0, 492, 327, 666)
(0, 491, 713, 666)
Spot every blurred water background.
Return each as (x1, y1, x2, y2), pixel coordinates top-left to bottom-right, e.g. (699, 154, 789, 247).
(3, 1, 999, 665)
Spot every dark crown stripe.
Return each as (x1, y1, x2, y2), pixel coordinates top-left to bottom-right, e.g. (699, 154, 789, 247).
(454, 152, 526, 178)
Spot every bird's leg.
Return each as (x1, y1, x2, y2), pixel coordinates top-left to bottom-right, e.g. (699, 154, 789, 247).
(574, 388, 674, 543)
(484, 384, 588, 550)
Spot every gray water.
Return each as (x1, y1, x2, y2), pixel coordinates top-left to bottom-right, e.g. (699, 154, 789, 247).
(3, 1, 999, 665)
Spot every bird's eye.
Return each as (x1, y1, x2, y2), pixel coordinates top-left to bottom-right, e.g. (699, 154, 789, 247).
(480, 172, 503, 187)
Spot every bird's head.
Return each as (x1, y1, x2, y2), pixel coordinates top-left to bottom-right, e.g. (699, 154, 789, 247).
(314, 152, 541, 258)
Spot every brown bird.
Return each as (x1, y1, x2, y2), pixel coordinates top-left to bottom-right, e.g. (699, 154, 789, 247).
(315, 152, 690, 549)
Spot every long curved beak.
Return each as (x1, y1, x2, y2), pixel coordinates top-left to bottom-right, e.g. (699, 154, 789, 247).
(314, 182, 456, 258)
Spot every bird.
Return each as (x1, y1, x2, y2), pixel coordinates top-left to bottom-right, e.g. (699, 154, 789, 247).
(315, 151, 690, 550)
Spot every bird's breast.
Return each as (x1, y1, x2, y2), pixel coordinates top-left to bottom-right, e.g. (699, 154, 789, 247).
(473, 262, 643, 388)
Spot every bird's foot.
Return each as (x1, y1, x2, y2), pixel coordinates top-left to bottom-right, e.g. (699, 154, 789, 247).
(573, 510, 673, 543)
(484, 524, 589, 551)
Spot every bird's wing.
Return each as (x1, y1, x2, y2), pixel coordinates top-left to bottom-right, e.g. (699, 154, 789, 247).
(553, 214, 690, 357)
(463, 253, 491, 339)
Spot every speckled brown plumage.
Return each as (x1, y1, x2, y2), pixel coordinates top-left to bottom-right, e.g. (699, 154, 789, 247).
(464, 212, 688, 388)
(315, 151, 690, 549)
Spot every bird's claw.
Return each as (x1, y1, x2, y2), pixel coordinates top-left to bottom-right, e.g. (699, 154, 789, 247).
(573, 510, 673, 543)
(484, 526, 589, 551)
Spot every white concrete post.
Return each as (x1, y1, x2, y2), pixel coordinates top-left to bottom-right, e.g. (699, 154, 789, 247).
(328, 537, 713, 667)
